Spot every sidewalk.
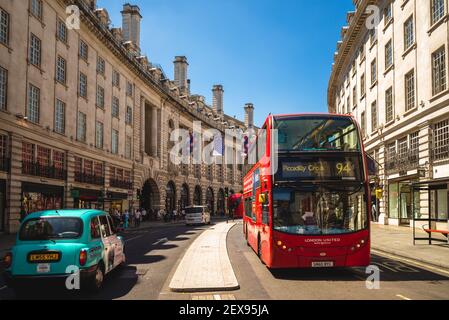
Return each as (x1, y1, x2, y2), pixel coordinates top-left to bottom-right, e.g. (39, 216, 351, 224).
(169, 222, 239, 292)
(371, 223, 449, 270)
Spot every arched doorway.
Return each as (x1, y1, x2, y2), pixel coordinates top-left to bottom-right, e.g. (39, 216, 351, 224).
(217, 188, 225, 217)
(206, 187, 215, 215)
(193, 186, 202, 205)
(180, 184, 190, 210)
(165, 181, 176, 213)
(141, 179, 160, 220)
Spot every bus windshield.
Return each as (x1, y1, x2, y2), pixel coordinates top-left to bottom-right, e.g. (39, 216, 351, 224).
(272, 184, 368, 235)
(274, 116, 360, 152)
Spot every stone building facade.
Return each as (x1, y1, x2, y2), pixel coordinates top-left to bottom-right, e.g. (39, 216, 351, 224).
(328, 0, 449, 228)
(0, 0, 251, 233)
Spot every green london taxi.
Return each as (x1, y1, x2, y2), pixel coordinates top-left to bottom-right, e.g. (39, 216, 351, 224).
(3, 209, 126, 293)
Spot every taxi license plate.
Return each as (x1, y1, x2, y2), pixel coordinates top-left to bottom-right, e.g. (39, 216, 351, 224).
(28, 253, 60, 263)
(312, 261, 334, 268)
(37, 264, 51, 273)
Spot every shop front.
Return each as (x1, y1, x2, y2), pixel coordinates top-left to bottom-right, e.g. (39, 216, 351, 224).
(0, 180, 6, 232)
(72, 188, 103, 210)
(106, 192, 130, 213)
(22, 182, 64, 216)
(388, 178, 419, 226)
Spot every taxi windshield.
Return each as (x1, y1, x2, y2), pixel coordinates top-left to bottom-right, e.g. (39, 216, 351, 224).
(19, 218, 83, 241)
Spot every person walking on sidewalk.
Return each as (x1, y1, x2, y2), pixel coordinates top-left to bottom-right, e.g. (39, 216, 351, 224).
(372, 201, 378, 223)
(123, 210, 130, 230)
(135, 209, 142, 228)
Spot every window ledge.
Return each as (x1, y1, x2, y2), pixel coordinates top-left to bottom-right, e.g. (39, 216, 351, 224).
(369, 39, 378, 52)
(383, 18, 394, 33)
(359, 56, 366, 66)
(384, 64, 394, 76)
(55, 80, 68, 90)
(384, 120, 395, 128)
(370, 80, 378, 90)
(428, 14, 449, 35)
(360, 93, 366, 101)
(401, 0, 410, 9)
(430, 88, 449, 102)
(0, 42, 13, 53)
(404, 106, 418, 117)
(28, 61, 45, 75)
(402, 43, 417, 59)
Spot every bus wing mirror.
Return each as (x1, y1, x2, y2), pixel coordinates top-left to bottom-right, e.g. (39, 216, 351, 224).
(259, 194, 268, 204)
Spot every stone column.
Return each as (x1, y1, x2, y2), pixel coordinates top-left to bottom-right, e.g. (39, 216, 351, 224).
(151, 106, 158, 157)
(7, 133, 23, 233)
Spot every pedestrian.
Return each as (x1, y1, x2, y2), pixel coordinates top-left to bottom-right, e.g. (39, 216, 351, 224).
(135, 209, 142, 227)
(142, 208, 147, 222)
(372, 202, 378, 222)
(123, 210, 129, 229)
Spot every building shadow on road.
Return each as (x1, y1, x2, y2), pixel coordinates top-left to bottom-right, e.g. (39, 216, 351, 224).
(269, 254, 449, 283)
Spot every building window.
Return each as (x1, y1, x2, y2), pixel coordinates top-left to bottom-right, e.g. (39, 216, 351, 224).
(0, 8, 9, 46)
(384, 3, 392, 26)
(371, 101, 378, 132)
(405, 69, 415, 111)
(96, 86, 105, 109)
(57, 19, 67, 43)
(371, 59, 377, 85)
(361, 112, 366, 138)
(385, 87, 394, 123)
(0, 66, 7, 110)
(431, 0, 445, 25)
(126, 106, 132, 125)
(433, 119, 449, 161)
(404, 16, 414, 50)
(30, 0, 43, 20)
(410, 131, 419, 156)
(370, 29, 377, 46)
(79, 40, 88, 61)
(352, 60, 356, 76)
(95, 121, 103, 149)
(126, 81, 133, 96)
(360, 73, 365, 97)
(79, 73, 87, 98)
(398, 137, 408, 161)
(97, 56, 105, 75)
(360, 45, 365, 62)
(346, 96, 350, 114)
(37, 145, 50, 169)
(77, 112, 86, 142)
(432, 46, 447, 96)
(112, 129, 119, 154)
(112, 70, 120, 88)
(352, 86, 357, 109)
(125, 136, 132, 159)
(55, 99, 65, 134)
(56, 56, 66, 84)
(112, 97, 119, 118)
(27, 84, 40, 123)
(29, 34, 41, 67)
(385, 40, 393, 69)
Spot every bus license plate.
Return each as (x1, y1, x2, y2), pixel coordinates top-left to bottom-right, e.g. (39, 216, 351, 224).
(312, 261, 334, 268)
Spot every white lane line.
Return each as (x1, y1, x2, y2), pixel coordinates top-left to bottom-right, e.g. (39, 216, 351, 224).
(396, 294, 412, 301)
(125, 235, 145, 243)
(0, 286, 7, 291)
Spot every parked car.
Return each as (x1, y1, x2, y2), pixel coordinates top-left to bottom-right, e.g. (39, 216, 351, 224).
(185, 206, 211, 226)
(3, 209, 126, 294)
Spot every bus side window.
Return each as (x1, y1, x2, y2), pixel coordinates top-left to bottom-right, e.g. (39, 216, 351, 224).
(262, 193, 270, 225)
(251, 197, 257, 222)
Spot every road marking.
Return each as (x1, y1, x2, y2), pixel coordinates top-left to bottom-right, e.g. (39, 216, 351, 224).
(0, 286, 7, 291)
(372, 249, 449, 277)
(125, 235, 145, 243)
(396, 294, 412, 300)
(153, 238, 169, 245)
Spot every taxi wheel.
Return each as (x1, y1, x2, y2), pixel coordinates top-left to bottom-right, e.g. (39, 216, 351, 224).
(88, 264, 105, 292)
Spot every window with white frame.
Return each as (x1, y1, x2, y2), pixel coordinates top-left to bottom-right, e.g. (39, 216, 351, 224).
(385, 87, 394, 123)
(360, 73, 365, 97)
(398, 137, 408, 160)
(29, 34, 41, 67)
(55, 99, 65, 134)
(432, 46, 447, 96)
(97, 56, 105, 75)
(431, 0, 445, 25)
(126, 81, 133, 96)
(57, 19, 67, 43)
(112, 129, 119, 154)
(77, 112, 86, 142)
(385, 40, 393, 69)
(112, 97, 119, 118)
(361, 112, 366, 137)
(371, 59, 377, 85)
(125, 136, 132, 159)
(79, 73, 87, 98)
(96, 85, 104, 108)
(0, 8, 9, 46)
(433, 119, 449, 160)
(30, 0, 43, 20)
(371, 101, 378, 132)
(384, 3, 392, 26)
(405, 69, 415, 111)
(410, 131, 419, 156)
(79, 40, 88, 61)
(0, 66, 7, 110)
(352, 86, 357, 108)
(404, 16, 414, 50)
(95, 121, 103, 149)
(56, 56, 66, 84)
(27, 84, 40, 123)
(112, 70, 120, 87)
(126, 106, 132, 125)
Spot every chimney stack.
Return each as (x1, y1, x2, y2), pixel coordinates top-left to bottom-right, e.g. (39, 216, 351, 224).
(121, 4, 142, 52)
(174, 56, 189, 94)
(212, 85, 224, 115)
(244, 103, 254, 129)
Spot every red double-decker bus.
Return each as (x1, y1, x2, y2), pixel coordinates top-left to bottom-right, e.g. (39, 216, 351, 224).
(243, 114, 371, 269)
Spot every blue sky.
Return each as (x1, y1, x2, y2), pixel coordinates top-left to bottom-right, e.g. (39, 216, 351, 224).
(97, 0, 354, 127)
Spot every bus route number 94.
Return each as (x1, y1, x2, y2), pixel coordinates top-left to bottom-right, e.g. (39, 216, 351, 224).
(336, 162, 352, 176)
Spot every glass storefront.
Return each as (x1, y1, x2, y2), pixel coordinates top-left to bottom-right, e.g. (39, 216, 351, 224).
(430, 186, 449, 221)
(388, 180, 419, 225)
(0, 180, 5, 232)
(22, 183, 64, 216)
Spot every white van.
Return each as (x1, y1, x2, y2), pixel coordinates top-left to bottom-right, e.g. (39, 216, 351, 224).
(185, 206, 211, 226)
